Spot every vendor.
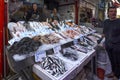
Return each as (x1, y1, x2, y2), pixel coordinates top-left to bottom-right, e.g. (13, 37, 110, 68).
(50, 8, 60, 22)
(26, 3, 40, 21)
(9, 0, 23, 22)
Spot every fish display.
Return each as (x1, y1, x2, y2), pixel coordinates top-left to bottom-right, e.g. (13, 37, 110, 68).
(40, 55, 66, 77)
(8, 37, 41, 55)
(7, 21, 101, 80)
(61, 48, 78, 61)
(33, 34, 61, 44)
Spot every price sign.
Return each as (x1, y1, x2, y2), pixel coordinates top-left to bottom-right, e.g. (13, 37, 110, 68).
(8, 38, 20, 45)
(53, 45, 61, 54)
(73, 39, 78, 45)
(35, 51, 46, 62)
(80, 34, 84, 41)
(79, 34, 83, 37)
(8, 38, 15, 45)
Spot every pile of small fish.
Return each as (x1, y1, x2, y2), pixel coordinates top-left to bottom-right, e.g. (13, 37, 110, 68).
(23, 22, 35, 31)
(8, 37, 41, 55)
(80, 26, 89, 34)
(62, 48, 78, 61)
(40, 56, 66, 77)
(33, 34, 61, 44)
(80, 36, 95, 47)
(71, 45, 88, 53)
(49, 22, 60, 31)
(62, 30, 79, 39)
(91, 33, 101, 40)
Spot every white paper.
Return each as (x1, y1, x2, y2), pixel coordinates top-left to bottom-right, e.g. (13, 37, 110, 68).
(35, 51, 46, 62)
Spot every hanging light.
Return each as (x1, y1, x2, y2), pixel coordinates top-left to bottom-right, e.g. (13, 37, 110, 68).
(112, 0, 120, 7)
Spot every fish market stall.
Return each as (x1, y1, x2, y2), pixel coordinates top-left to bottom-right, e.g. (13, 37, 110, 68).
(7, 20, 102, 80)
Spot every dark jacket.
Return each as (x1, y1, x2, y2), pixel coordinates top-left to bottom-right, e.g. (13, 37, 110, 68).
(26, 10, 40, 21)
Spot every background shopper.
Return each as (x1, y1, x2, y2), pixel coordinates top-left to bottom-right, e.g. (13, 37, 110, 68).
(50, 8, 60, 22)
(26, 3, 40, 21)
(9, 0, 23, 22)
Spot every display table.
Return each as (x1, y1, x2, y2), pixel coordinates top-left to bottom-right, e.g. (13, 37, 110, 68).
(33, 50, 96, 80)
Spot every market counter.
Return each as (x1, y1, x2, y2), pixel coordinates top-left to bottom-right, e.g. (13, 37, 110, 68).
(33, 50, 96, 80)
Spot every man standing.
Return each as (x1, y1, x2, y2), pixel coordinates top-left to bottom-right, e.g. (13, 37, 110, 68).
(103, 6, 120, 79)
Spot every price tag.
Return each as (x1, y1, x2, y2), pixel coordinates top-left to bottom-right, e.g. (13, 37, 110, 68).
(35, 51, 46, 62)
(8, 38, 20, 45)
(14, 38, 20, 42)
(80, 36, 84, 41)
(8, 38, 16, 45)
(73, 39, 78, 45)
(53, 46, 61, 54)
